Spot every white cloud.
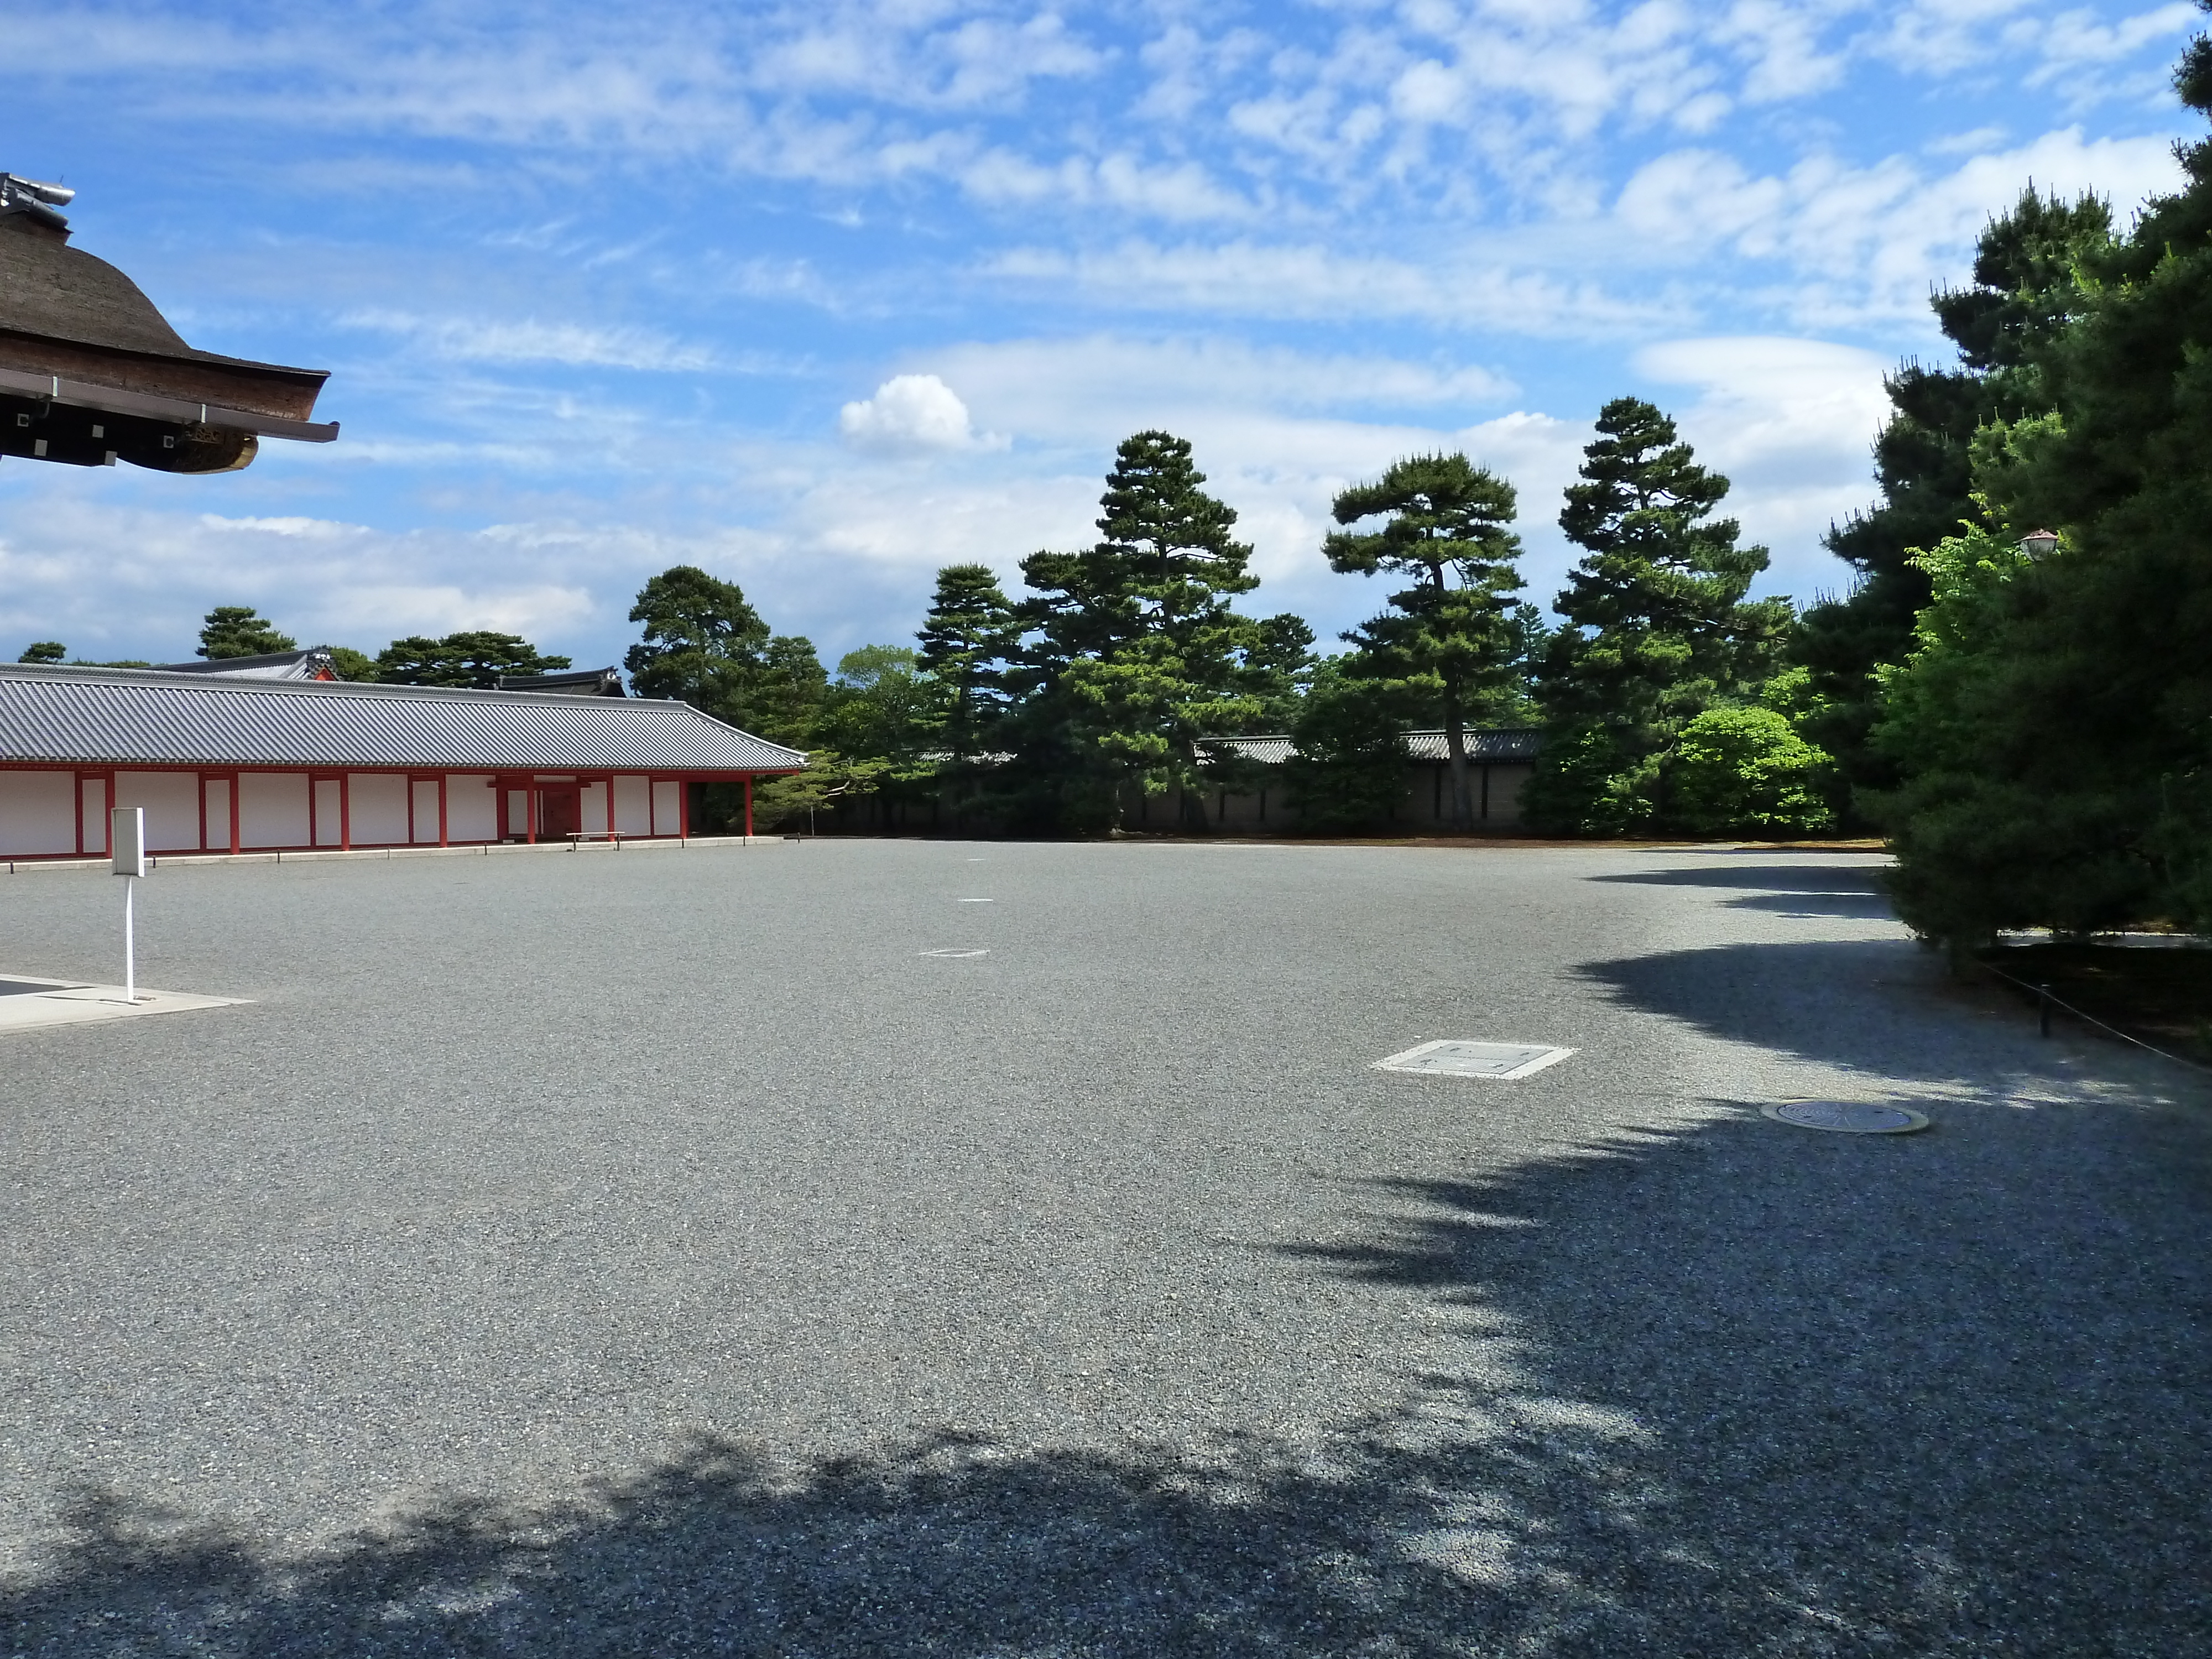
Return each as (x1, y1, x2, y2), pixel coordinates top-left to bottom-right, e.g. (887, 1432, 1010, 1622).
(341, 310, 717, 371)
(838, 374, 1006, 453)
(1632, 335, 1895, 595)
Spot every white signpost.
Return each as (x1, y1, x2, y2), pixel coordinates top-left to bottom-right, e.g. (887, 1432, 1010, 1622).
(111, 806, 147, 1003)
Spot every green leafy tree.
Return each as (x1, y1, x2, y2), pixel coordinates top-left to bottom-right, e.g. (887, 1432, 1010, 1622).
(1282, 656, 1416, 832)
(625, 565, 770, 709)
(819, 646, 937, 774)
(1875, 15, 2212, 947)
(1528, 398, 1793, 834)
(1794, 188, 2113, 810)
(1668, 706, 1835, 838)
(17, 641, 65, 663)
(375, 630, 571, 688)
(623, 565, 824, 749)
(198, 606, 296, 659)
(1323, 453, 1527, 831)
(1018, 431, 1267, 831)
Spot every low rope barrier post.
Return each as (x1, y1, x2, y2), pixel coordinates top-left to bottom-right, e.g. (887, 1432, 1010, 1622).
(2039, 983, 2053, 1039)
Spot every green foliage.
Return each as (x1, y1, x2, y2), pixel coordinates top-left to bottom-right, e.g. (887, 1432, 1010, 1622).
(17, 641, 65, 663)
(916, 564, 1017, 766)
(1793, 187, 2114, 813)
(1871, 18, 2212, 945)
(623, 565, 824, 748)
(1518, 725, 1650, 838)
(198, 606, 295, 659)
(375, 630, 571, 689)
(818, 645, 939, 787)
(1669, 707, 1835, 838)
(1323, 452, 1527, 830)
(317, 646, 377, 682)
(1281, 657, 1413, 832)
(1016, 431, 1270, 830)
(1531, 398, 1792, 834)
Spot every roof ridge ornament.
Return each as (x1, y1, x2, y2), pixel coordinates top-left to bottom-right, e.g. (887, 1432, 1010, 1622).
(0, 173, 74, 237)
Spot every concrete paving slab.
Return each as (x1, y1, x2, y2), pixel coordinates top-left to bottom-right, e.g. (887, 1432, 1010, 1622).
(0, 975, 245, 1032)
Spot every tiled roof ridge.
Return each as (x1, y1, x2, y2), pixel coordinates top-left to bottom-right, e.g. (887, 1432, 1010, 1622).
(0, 659, 669, 711)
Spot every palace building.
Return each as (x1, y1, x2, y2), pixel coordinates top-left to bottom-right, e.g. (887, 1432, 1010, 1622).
(0, 659, 806, 860)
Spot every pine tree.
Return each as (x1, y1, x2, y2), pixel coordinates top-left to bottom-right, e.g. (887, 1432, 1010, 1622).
(1323, 453, 1526, 831)
(1017, 431, 1265, 830)
(1794, 189, 2112, 810)
(916, 564, 1018, 766)
(623, 564, 822, 747)
(374, 631, 570, 688)
(197, 606, 296, 659)
(1530, 398, 1792, 833)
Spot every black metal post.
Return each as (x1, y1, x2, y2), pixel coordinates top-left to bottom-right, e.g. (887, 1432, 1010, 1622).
(2038, 984, 2052, 1038)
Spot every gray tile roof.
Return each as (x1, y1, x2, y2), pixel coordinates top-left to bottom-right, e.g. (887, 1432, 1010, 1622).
(0, 663, 807, 774)
(1206, 728, 1542, 765)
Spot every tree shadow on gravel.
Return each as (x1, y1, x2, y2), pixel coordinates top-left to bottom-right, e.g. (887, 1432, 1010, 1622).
(1585, 861, 1898, 921)
(1574, 937, 2034, 1081)
(10, 1115, 2208, 1657)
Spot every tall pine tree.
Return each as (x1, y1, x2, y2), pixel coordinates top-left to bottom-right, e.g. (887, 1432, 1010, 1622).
(1530, 398, 1792, 834)
(1016, 432, 1266, 831)
(1323, 453, 1526, 831)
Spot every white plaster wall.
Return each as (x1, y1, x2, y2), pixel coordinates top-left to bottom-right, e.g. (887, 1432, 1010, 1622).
(312, 779, 342, 846)
(446, 776, 496, 842)
(0, 771, 78, 857)
(114, 770, 203, 852)
(239, 772, 309, 848)
(80, 779, 104, 853)
(653, 781, 680, 836)
(347, 774, 409, 846)
(614, 775, 651, 836)
(504, 788, 528, 838)
(581, 780, 610, 835)
(411, 780, 440, 842)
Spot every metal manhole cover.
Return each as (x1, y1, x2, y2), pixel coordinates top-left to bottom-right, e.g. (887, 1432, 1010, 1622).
(1761, 1101, 1931, 1134)
(1375, 1040, 1575, 1080)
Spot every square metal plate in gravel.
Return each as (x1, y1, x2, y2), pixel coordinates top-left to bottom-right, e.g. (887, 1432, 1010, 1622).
(1761, 1100, 1931, 1134)
(1375, 1040, 1575, 1080)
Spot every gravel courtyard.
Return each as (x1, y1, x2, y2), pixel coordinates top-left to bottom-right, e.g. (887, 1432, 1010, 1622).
(3, 838, 2207, 1656)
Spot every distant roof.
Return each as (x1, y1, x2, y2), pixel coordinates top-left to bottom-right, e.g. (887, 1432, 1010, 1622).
(148, 649, 336, 681)
(496, 667, 625, 696)
(0, 662, 807, 775)
(1208, 729, 1543, 766)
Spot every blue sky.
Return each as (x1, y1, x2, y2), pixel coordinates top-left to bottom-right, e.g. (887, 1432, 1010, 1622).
(1, 0, 2201, 674)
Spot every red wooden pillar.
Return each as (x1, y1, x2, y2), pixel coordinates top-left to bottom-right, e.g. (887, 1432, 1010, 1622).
(229, 772, 241, 855)
(198, 771, 210, 852)
(438, 775, 449, 847)
(102, 772, 114, 855)
(526, 784, 538, 844)
(339, 775, 352, 851)
(743, 775, 754, 838)
(676, 777, 689, 840)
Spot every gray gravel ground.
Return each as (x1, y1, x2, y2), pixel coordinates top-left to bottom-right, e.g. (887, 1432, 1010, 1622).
(1, 837, 2206, 1656)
